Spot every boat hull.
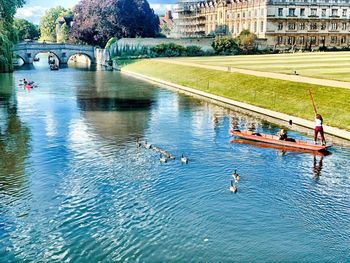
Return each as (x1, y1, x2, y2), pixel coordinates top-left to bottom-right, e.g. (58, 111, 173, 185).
(230, 130, 330, 152)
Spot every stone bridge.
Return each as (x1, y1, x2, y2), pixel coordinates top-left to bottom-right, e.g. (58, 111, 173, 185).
(13, 42, 96, 64)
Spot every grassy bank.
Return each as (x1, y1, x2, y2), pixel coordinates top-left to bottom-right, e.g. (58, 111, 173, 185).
(123, 60, 350, 131)
(174, 52, 350, 82)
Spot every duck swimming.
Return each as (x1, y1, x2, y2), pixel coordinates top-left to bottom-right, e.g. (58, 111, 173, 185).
(181, 154, 188, 164)
(160, 154, 167, 163)
(144, 141, 152, 149)
(232, 170, 240, 183)
(136, 138, 141, 148)
(230, 180, 237, 193)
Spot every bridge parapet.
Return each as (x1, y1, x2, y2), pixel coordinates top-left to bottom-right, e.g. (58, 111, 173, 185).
(13, 42, 96, 64)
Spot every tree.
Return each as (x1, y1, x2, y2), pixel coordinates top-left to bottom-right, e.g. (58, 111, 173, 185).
(212, 36, 239, 55)
(69, 0, 159, 47)
(14, 19, 39, 41)
(39, 6, 66, 42)
(236, 29, 257, 54)
(0, 0, 25, 73)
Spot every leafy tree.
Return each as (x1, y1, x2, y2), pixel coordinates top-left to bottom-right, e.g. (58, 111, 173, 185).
(212, 36, 239, 55)
(236, 29, 257, 54)
(0, 0, 25, 72)
(39, 6, 66, 42)
(14, 18, 39, 41)
(0, 0, 25, 24)
(70, 0, 159, 47)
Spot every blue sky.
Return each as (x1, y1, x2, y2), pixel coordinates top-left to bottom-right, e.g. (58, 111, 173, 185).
(16, 0, 176, 24)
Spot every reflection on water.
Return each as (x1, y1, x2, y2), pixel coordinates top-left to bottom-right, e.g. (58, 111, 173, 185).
(0, 66, 350, 262)
(313, 156, 324, 179)
(0, 74, 31, 197)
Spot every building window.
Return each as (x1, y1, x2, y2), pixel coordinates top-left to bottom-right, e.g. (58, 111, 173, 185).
(310, 8, 317, 16)
(341, 36, 346, 44)
(288, 36, 296, 45)
(278, 22, 283, 30)
(320, 36, 326, 45)
(331, 36, 337, 43)
(310, 36, 316, 45)
(299, 36, 304, 45)
(342, 22, 347, 30)
(342, 9, 347, 17)
(288, 22, 296, 30)
(261, 21, 264, 32)
(322, 9, 326, 17)
(300, 22, 305, 30)
(243, 12, 245, 18)
(331, 9, 338, 16)
(260, 9, 264, 16)
(331, 22, 338, 30)
(254, 22, 257, 32)
(310, 22, 317, 30)
(27, 53, 31, 58)
(321, 23, 326, 30)
(277, 36, 283, 44)
(237, 13, 240, 18)
(288, 8, 295, 16)
(300, 8, 305, 16)
(278, 8, 283, 16)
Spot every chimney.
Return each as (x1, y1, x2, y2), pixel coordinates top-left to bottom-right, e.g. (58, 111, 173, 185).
(165, 10, 173, 20)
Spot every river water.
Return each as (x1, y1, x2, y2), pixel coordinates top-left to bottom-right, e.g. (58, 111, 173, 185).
(0, 63, 350, 262)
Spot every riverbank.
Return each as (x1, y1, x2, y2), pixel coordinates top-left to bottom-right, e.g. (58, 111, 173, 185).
(122, 59, 350, 140)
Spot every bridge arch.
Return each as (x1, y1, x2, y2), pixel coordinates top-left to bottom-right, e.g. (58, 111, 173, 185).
(32, 50, 61, 64)
(67, 52, 93, 64)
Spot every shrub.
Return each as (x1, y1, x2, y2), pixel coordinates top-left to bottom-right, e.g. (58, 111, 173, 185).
(185, 45, 204, 56)
(212, 36, 239, 55)
(150, 43, 186, 57)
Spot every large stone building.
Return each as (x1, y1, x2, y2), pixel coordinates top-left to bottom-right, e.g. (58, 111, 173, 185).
(173, 0, 350, 49)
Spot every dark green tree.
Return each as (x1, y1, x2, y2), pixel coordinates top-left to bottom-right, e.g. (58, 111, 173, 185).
(0, 0, 26, 72)
(14, 18, 39, 41)
(212, 36, 239, 55)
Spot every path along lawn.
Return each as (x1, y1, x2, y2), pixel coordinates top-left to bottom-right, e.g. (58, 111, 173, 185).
(174, 51, 350, 82)
(124, 60, 350, 131)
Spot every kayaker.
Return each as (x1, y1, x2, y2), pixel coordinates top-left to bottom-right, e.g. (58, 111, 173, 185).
(23, 78, 28, 85)
(314, 114, 326, 145)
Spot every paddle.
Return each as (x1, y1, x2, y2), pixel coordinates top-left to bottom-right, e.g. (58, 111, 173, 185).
(308, 88, 318, 114)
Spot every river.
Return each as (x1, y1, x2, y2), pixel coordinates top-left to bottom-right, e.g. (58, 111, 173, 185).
(0, 63, 350, 262)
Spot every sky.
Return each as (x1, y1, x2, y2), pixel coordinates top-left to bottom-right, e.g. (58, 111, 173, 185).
(16, 0, 176, 24)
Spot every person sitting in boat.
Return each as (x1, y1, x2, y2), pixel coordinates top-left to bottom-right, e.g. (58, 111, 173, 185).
(278, 129, 288, 140)
(23, 78, 28, 85)
(278, 129, 296, 142)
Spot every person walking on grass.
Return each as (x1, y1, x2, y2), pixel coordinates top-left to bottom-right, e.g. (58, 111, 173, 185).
(314, 114, 326, 145)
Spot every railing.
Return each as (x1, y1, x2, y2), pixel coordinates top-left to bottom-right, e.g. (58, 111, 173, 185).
(13, 43, 94, 51)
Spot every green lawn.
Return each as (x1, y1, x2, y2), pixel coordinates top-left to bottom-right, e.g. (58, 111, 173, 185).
(174, 52, 350, 82)
(124, 60, 350, 131)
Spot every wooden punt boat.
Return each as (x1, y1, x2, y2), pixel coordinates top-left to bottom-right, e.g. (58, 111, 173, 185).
(230, 130, 331, 152)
